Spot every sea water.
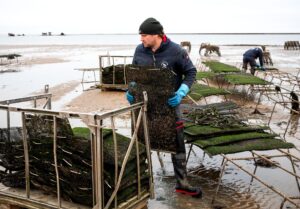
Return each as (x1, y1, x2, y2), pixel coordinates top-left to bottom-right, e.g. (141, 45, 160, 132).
(1, 33, 300, 46)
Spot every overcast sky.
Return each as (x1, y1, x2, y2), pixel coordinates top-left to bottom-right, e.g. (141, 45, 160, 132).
(1, 0, 300, 35)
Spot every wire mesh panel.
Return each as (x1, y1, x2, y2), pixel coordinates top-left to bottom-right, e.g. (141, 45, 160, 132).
(126, 67, 177, 153)
(99, 55, 133, 90)
(0, 100, 152, 209)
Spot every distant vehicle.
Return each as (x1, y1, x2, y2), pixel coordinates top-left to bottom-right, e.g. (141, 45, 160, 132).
(8, 33, 15, 37)
(41, 32, 52, 36)
(0, 54, 22, 60)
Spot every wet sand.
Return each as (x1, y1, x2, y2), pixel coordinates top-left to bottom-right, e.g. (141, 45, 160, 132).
(1, 44, 300, 208)
(64, 89, 128, 113)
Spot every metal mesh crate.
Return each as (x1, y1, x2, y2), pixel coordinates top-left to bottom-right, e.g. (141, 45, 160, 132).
(99, 55, 133, 91)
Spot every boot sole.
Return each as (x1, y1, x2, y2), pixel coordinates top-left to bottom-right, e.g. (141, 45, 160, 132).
(175, 189, 202, 198)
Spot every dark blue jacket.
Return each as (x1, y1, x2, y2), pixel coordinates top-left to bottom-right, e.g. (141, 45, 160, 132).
(132, 37, 196, 90)
(243, 48, 263, 67)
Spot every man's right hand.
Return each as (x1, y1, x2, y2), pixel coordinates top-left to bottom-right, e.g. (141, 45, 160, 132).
(126, 91, 134, 104)
(168, 83, 189, 107)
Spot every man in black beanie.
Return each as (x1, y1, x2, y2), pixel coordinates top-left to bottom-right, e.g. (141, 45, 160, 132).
(139, 17, 164, 35)
(126, 17, 202, 198)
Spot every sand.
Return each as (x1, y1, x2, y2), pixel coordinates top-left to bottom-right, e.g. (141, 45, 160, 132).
(64, 89, 128, 113)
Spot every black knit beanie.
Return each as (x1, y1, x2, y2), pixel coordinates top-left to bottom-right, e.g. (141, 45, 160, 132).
(139, 17, 164, 35)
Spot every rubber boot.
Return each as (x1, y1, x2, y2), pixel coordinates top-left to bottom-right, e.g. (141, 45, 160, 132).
(171, 153, 202, 198)
(242, 63, 248, 73)
(175, 180, 203, 198)
(171, 110, 202, 198)
(250, 67, 256, 75)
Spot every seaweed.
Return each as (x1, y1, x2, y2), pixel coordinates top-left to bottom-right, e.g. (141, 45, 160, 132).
(195, 71, 216, 80)
(203, 61, 240, 73)
(0, 116, 149, 208)
(102, 64, 131, 85)
(193, 132, 278, 148)
(183, 103, 295, 155)
(184, 124, 265, 138)
(203, 138, 294, 156)
(223, 74, 270, 85)
(186, 107, 246, 128)
(180, 101, 239, 116)
(126, 66, 177, 152)
(188, 83, 230, 100)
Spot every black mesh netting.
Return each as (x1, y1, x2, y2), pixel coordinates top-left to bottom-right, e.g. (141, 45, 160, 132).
(0, 114, 149, 207)
(102, 64, 131, 85)
(126, 66, 177, 152)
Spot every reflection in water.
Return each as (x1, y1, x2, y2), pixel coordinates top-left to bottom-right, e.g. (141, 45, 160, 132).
(149, 146, 300, 209)
(149, 150, 263, 209)
(149, 170, 262, 209)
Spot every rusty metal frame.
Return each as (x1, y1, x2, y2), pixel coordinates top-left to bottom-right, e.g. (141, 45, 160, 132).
(211, 151, 300, 208)
(74, 68, 100, 91)
(262, 69, 300, 88)
(0, 92, 153, 209)
(74, 68, 99, 84)
(0, 91, 52, 143)
(0, 93, 52, 109)
(248, 81, 299, 140)
(98, 55, 133, 90)
(184, 67, 300, 208)
(218, 68, 300, 141)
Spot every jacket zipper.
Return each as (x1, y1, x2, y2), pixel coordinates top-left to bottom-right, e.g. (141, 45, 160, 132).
(152, 53, 156, 68)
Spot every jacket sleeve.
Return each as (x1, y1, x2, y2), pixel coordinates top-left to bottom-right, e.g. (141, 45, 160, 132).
(177, 49, 196, 88)
(132, 48, 138, 65)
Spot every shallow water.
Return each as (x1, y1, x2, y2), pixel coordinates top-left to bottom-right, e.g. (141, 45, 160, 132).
(0, 43, 300, 208)
(1, 34, 300, 45)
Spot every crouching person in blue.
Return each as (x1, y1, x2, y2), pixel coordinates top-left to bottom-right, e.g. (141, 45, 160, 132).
(242, 47, 266, 75)
(126, 17, 202, 198)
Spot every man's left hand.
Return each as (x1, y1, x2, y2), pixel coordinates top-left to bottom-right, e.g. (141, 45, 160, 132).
(168, 84, 189, 107)
(168, 92, 184, 107)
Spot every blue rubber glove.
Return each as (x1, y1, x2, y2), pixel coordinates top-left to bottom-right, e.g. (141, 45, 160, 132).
(168, 83, 189, 107)
(126, 91, 134, 104)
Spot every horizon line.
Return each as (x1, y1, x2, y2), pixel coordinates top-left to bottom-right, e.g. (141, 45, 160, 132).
(2, 32, 300, 36)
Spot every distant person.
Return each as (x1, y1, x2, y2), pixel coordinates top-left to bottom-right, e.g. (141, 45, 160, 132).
(242, 47, 265, 75)
(126, 17, 202, 198)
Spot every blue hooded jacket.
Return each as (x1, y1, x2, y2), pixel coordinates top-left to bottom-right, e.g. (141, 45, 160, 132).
(132, 37, 196, 90)
(243, 48, 264, 67)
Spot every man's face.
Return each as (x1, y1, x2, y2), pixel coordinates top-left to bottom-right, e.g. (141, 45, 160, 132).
(140, 34, 158, 48)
